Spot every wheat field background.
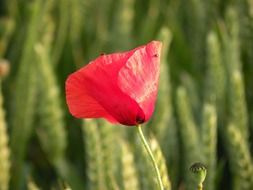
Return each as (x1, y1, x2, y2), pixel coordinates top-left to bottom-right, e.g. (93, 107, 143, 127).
(0, 0, 253, 189)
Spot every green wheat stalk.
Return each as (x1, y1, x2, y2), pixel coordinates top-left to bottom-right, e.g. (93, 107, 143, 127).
(134, 132, 170, 190)
(149, 135, 171, 190)
(134, 132, 160, 190)
(228, 70, 249, 139)
(151, 27, 172, 139)
(0, 18, 15, 57)
(69, 0, 85, 67)
(223, 7, 241, 72)
(51, 0, 69, 65)
(151, 27, 180, 187)
(150, 27, 178, 186)
(33, 8, 66, 164)
(138, 0, 160, 43)
(9, 1, 44, 188)
(33, 8, 84, 188)
(205, 31, 225, 108)
(97, 120, 120, 190)
(86, 0, 112, 57)
(181, 73, 201, 118)
(0, 83, 10, 190)
(222, 7, 249, 139)
(34, 43, 67, 164)
(110, 0, 134, 49)
(121, 141, 140, 190)
(82, 119, 106, 190)
(182, 0, 206, 69)
(225, 124, 253, 190)
(27, 177, 40, 190)
(201, 104, 217, 190)
(176, 86, 202, 190)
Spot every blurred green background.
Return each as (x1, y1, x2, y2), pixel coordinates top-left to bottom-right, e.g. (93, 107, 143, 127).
(0, 0, 253, 189)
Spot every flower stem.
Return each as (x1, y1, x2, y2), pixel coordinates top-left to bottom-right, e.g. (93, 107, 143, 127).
(136, 124, 164, 190)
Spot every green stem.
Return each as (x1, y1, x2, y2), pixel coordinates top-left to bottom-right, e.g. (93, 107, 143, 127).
(198, 184, 203, 190)
(136, 124, 164, 190)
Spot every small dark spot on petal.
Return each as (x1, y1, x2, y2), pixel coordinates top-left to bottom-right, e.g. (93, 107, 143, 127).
(100, 52, 105, 56)
(153, 54, 159, 57)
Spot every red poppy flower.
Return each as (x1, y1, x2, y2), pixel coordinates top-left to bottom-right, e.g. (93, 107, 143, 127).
(65, 41, 162, 126)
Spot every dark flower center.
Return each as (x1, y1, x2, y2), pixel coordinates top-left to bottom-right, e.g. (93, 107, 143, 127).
(136, 114, 145, 124)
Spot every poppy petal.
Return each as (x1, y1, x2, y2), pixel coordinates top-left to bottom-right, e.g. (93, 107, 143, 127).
(66, 72, 116, 122)
(118, 41, 162, 121)
(66, 53, 144, 126)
